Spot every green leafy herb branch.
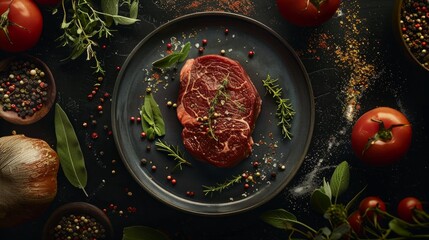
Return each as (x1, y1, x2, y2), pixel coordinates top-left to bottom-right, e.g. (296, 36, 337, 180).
(261, 161, 429, 240)
(57, 0, 140, 74)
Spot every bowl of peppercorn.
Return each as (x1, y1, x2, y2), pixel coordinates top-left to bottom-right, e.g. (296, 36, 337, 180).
(394, 0, 429, 73)
(0, 55, 56, 125)
(42, 202, 114, 240)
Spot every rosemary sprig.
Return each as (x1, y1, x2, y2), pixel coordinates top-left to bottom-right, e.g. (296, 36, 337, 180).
(155, 140, 191, 171)
(262, 74, 295, 140)
(57, 0, 139, 74)
(202, 174, 243, 196)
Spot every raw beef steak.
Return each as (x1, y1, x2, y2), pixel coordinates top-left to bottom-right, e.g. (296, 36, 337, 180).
(177, 55, 262, 168)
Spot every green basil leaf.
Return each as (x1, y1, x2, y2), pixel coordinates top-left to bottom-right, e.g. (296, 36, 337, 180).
(122, 226, 170, 240)
(178, 42, 191, 62)
(321, 178, 332, 200)
(140, 93, 165, 140)
(330, 161, 350, 198)
(310, 189, 332, 214)
(148, 94, 165, 136)
(152, 53, 183, 69)
(152, 42, 191, 69)
(260, 209, 297, 231)
(113, 15, 139, 25)
(54, 103, 88, 196)
(130, 0, 139, 19)
(101, 0, 119, 15)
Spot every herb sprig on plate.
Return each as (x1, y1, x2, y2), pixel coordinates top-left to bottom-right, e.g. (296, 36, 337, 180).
(155, 140, 192, 171)
(262, 74, 295, 140)
(152, 42, 191, 69)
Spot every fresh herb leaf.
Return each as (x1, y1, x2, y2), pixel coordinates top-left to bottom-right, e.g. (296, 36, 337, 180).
(152, 42, 191, 69)
(330, 161, 350, 200)
(262, 74, 295, 139)
(155, 140, 192, 171)
(122, 226, 170, 240)
(202, 175, 242, 196)
(54, 103, 88, 197)
(310, 188, 332, 214)
(140, 92, 165, 140)
(389, 219, 413, 237)
(260, 209, 298, 231)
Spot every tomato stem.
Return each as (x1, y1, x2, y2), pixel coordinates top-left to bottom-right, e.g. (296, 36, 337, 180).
(362, 118, 410, 156)
(309, 0, 327, 9)
(0, 0, 28, 45)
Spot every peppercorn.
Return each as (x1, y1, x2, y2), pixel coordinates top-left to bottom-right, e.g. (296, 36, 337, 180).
(52, 214, 107, 240)
(0, 59, 50, 119)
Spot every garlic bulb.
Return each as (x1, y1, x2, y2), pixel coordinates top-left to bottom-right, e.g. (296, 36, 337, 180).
(0, 135, 59, 228)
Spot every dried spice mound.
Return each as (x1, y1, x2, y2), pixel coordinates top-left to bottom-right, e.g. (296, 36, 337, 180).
(155, 0, 255, 16)
(52, 214, 107, 240)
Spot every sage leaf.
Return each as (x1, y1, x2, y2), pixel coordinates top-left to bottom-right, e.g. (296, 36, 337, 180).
(101, 0, 117, 26)
(130, 0, 139, 19)
(260, 209, 297, 230)
(113, 15, 139, 25)
(122, 226, 170, 240)
(330, 161, 350, 199)
(321, 178, 332, 200)
(152, 42, 191, 69)
(389, 219, 413, 237)
(310, 189, 332, 214)
(54, 103, 88, 196)
(140, 93, 165, 140)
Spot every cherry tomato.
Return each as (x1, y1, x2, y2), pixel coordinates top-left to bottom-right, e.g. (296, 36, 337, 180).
(351, 107, 412, 166)
(347, 211, 363, 236)
(359, 196, 386, 221)
(276, 0, 341, 27)
(397, 197, 423, 223)
(0, 0, 43, 52)
(34, 0, 60, 6)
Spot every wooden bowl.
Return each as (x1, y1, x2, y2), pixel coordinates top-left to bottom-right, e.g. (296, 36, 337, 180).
(0, 55, 56, 125)
(42, 202, 114, 240)
(393, 0, 429, 73)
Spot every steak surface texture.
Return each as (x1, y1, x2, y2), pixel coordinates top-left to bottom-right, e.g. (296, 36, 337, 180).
(177, 55, 262, 168)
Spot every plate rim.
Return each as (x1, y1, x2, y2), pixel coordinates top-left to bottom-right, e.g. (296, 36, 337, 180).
(111, 11, 315, 216)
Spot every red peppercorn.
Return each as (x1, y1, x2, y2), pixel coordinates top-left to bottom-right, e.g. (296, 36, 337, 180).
(244, 183, 250, 189)
(171, 179, 177, 185)
(151, 165, 157, 171)
(248, 50, 255, 58)
(224, 28, 229, 34)
(130, 116, 135, 122)
(140, 132, 146, 138)
(87, 94, 93, 100)
(198, 47, 204, 54)
(167, 175, 172, 181)
(202, 39, 208, 45)
(91, 132, 99, 139)
(97, 105, 103, 111)
(252, 161, 259, 168)
(166, 43, 172, 50)
(102, 44, 107, 49)
(136, 117, 141, 123)
(115, 66, 121, 71)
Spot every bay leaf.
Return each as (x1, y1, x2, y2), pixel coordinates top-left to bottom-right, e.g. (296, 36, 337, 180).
(140, 93, 165, 140)
(122, 226, 170, 240)
(54, 103, 88, 196)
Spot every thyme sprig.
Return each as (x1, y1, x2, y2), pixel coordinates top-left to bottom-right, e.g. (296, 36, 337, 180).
(262, 74, 295, 140)
(206, 77, 229, 140)
(155, 140, 191, 171)
(57, 0, 139, 74)
(202, 174, 243, 196)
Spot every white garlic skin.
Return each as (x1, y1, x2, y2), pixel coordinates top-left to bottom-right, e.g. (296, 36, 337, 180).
(0, 135, 59, 228)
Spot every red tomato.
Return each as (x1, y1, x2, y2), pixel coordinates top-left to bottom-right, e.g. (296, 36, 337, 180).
(359, 196, 386, 221)
(397, 197, 423, 223)
(0, 0, 43, 52)
(351, 107, 412, 166)
(347, 211, 363, 236)
(34, 0, 60, 6)
(276, 0, 341, 27)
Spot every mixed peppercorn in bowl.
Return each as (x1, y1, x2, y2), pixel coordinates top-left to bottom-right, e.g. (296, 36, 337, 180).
(0, 55, 56, 125)
(394, 0, 429, 72)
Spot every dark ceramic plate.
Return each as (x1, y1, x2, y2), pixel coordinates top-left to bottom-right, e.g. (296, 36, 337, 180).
(112, 12, 314, 215)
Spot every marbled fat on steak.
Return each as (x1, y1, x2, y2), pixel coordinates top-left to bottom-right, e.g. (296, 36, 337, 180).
(177, 55, 262, 168)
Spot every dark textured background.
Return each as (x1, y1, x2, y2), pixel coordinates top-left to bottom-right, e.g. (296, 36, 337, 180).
(1, 0, 428, 239)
